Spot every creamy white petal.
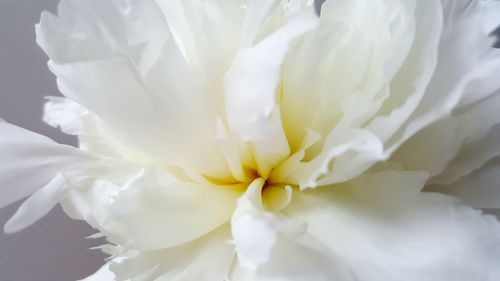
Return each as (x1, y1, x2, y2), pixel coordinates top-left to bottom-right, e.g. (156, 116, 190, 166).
(278, 0, 421, 187)
(430, 161, 500, 209)
(37, 0, 167, 69)
(37, 0, 232, 180)
(0, 121, 116, 208)
(155, 0, 243, 79)
(4, 174, 69, 233)
(285, 172, 500, 281)
(431, 123, 500, 185)
(44, 96, 157, 161)
(224, 9, 318, 178)
(5, 1, 499, 280)
(110, 225, 234, 281)
(230, 234, 354, 281)
(43, 96, 89, 136)
(0, 121, 140, 233)
(239, 0, 280, 47)
(230, 179, 354, 281)
(91, 168, 242, 250)
(280, 128, 384, 188)
(392, 90, 500, 177)
(385, 0, 500, 154)
(365, 0, 443, 143)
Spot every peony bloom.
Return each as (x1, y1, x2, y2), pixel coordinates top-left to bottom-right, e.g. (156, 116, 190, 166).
(2, 0, 500, 280)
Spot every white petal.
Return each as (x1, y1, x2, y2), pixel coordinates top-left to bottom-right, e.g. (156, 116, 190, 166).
(385, 0, 500, 154)
(224, 10, 318, 177)
(484, 0, 500, 34)
(239, 0, 280, 47)
(231, 178, 275, 269)
(37, 0, 166, 70)
(155, 0, 244, 76)
(43, 97, 156, 161)
(78, 264, 115, 281)
(0, 121, 141, 232)
(230, 235, 354, 281)
(431, 123, 500, 185)
(392, 90, 500, 178)
(4, 174, 69, 233)
(230, 179, 353, 281)
(365, 0, 443, 143)
(38, 0, 233, 180)
(285, 172, 500, 281)
(0, 121, 97, 208)
(110, 225, 234, 281)
(43, 96, 89, 136)
(279, 0, 424, 187)
(96, 168, 242, 250)
(431, 162, 500, 209)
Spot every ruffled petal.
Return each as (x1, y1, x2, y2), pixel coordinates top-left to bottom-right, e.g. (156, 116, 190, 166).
(431, 124, 500, 185)
(4, 174, 69, 233)
(110, 225, 234, 281)
(89, 168, 242, 250)
(278, 0, 500, 190)
(230, 179, 354, 281)
(392, 89, 500, 178)
(277, 0, 423, 187)
(385, 0, 500, 153)
(0, 121, 113, 208)
(37, 0, 232, 180)
(224, 8, 318, 177)
(430, 159, 500, 209)
(230, 235, 354, 281)
(365, 0, 443, 144)
(0, 121, 138, 230)
(155, 0, 244, 77)
(44, 97, 155, 161)
(285, 172, 500, 281)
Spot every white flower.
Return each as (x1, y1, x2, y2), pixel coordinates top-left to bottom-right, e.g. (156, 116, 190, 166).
(2, 0, 500, 280)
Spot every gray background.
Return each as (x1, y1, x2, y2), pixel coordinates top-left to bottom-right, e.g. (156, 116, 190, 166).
(0, 1, 104, 281)
(0, 1, 499, 281)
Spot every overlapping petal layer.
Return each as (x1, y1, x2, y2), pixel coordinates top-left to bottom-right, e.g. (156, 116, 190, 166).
(1, 0, 500, 280)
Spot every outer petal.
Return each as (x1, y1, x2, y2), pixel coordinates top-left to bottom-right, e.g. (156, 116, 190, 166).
(37, 0, 232, 180)
(44, 97, 156, 162)
(430, 118, 500, 186)
(155, 0, 244, 79)
(0, 121, 138, 231)
(110, 225, 234, 281)
(285, 172, 500, 281)
(92, 168, 242, 250)
(78, 264, 115, 281)
(385, 0, 500, 153)
(1, 122, 231, 250)
(4, 174, 69, 233)
(364, 0, 443, 144)
(392, 90, 500, 178)
(430, 159, 500, 209)
(0, 121, 126, 208)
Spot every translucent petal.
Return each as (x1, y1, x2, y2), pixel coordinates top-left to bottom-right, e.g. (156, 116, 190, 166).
(110, 225, 234, 281)
(230, 179, 354, 281)
(78, 264, 115, 281)
(91, 168, 242, 250)
(224, 9, 318, 177)
(285, 172, 500, 281)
